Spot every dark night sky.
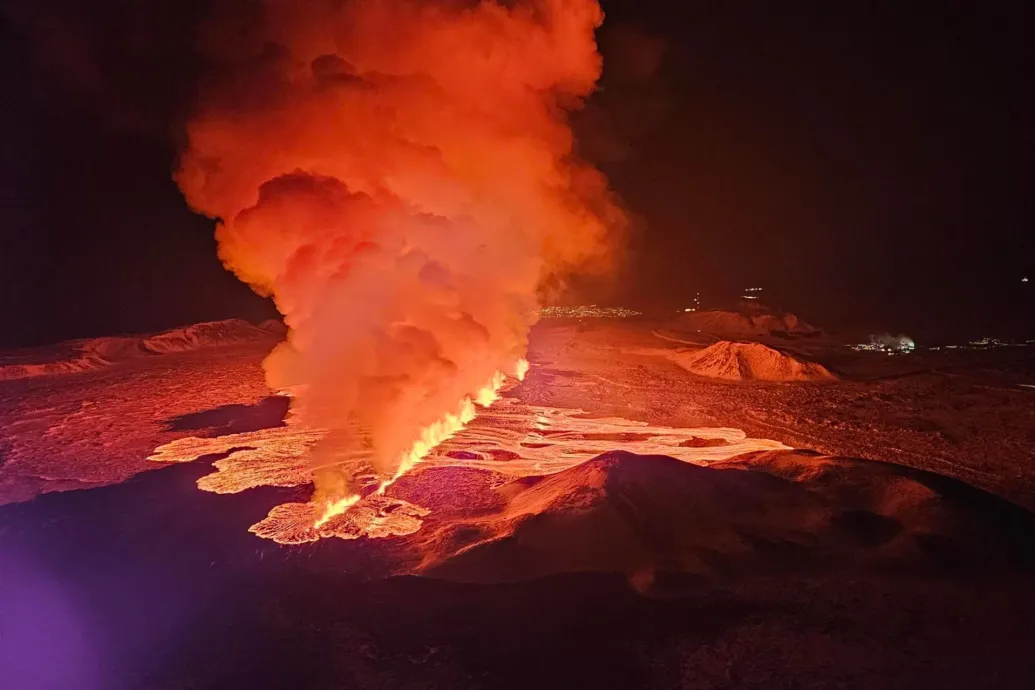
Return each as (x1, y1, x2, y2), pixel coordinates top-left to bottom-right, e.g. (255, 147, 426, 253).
(1, 0, 1032, 347)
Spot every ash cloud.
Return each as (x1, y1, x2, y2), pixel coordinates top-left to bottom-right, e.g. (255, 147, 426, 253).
(175, 0, 625, 501)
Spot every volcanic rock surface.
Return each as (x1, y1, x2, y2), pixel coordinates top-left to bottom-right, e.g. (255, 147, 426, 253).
(670, 341, 837, 381)
(3, 317, 1035, 688)
(0, 319, 282, 380)
(419, 449, 1035, 583)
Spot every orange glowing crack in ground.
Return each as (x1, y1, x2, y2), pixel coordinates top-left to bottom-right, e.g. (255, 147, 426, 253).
(149, 363, 787, 544)
(310, 365, 514, 533)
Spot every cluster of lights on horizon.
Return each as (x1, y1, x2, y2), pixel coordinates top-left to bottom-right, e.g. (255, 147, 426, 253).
(540, 305, 641, 319)
(683, 291, 702, 312)
(852, 335, 1035, 355)
(850, 335, 916, 355)
(929, 337, 1035, 351)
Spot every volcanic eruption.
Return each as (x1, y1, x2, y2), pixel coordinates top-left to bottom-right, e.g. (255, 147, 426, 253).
(174, 0, 625, 527)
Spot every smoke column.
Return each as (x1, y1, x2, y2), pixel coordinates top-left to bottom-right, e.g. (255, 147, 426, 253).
(175, 0, 625, 508)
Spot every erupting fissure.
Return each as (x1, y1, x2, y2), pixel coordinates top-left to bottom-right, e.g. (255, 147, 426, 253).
(174, 0, 623, 523)
(313, 360, 525, 528)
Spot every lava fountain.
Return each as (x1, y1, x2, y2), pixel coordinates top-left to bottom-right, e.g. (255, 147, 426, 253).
(313, 359, 523, 528)
(174, 0, 623, 521)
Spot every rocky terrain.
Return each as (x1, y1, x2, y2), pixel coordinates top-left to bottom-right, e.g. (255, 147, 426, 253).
(2, 315, 1035, 688)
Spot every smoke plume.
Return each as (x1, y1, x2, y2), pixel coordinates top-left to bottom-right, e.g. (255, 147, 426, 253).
(175, 0, 625, 506)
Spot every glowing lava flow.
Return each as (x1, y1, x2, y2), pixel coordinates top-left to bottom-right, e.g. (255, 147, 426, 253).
(311, 362, 523, 528)
(313, 494, 360, 529)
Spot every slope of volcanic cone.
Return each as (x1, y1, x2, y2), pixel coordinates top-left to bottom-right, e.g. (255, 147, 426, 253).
(0, 319, 279, 380)
(676, 308, 821, 338)
(714, 450, 1035, 565)
(424, 450, 1035, 583)
(138, 319, 279, 354)
(670, 341, 837, 381)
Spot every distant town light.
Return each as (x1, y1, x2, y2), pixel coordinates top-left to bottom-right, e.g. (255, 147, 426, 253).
(851, 334, 915, 354)
(1024, 277, 1030, 283)
(540, 305, 641, 319)
(858, 336, 1032, 354)
(740, 286, 763, 300)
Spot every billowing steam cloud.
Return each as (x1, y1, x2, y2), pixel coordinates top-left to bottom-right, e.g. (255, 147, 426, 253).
(175, 0, 624, 509)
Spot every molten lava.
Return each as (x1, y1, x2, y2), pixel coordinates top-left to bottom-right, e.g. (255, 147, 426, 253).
(313, 494, 360, 530)
(311, 365, 515, 528)
(515, 358, 530, 382)
(149, 351, 790, 547)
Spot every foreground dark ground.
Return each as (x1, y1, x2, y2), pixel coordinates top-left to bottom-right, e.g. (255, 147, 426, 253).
(4, 453, 1035, 689)
(2, 318, 1035, 688)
